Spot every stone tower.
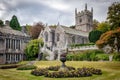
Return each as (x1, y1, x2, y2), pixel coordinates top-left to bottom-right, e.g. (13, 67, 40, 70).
(75, 3, 93, 32)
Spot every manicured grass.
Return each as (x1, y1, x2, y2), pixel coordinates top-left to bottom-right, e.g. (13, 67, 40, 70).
(0, 61, 120, 80)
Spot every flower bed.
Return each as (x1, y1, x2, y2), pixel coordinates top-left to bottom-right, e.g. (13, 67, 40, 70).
(31, 66, 102, 78)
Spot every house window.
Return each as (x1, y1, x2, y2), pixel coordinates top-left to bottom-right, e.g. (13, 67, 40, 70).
(18, 40, 20, 50)
(6, 39, 8, 49)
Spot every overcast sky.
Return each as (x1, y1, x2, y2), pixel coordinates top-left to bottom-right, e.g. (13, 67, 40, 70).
(0, 0, 120, 26)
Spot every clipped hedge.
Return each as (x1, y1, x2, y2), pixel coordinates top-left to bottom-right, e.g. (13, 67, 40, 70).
(0, 64, 21, 69)
(17, 65, 37, 70)
(31, 66, 102, 78)
(67, 50, 109, 61)
(70, 43, 95, 48)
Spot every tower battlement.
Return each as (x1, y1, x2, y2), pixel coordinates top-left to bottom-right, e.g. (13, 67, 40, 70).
(75, 4, 93, 32)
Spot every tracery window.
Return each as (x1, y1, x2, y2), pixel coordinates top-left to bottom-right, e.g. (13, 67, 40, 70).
(45, 32, 48, 42)
(57, 33, 60, 41)
(72, 36, 75, 43)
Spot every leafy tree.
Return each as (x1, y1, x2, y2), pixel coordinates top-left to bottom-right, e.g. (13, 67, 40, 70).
(0, 20, 4, 26)
(107, 2, 120, 30)
(30, 22, 44, 39)
(49, 25, 57, 28)
(89, 30, 103, 43)
(25, 38, 44, 60)
(25, 24, 32, 35)
(70, 25, 75, 29)
(93, 19, 99, 30)
(96, 27, 120, 52)
(97, 21, 110, 33)
(10, 15, 21, 31)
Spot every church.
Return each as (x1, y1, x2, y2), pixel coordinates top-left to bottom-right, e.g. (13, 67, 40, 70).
(39, 4, 93, 60)
(0, 20, 30, 64)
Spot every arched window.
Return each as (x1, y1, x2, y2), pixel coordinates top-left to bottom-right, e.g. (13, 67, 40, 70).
(57, 33, 60, 41)
(79, 18, 82, 23)
(72, 36, 75, 43)
(45, 32, 48, 42)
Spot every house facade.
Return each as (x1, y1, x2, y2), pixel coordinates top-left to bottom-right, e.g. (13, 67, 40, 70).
(0, 20, 30, 64)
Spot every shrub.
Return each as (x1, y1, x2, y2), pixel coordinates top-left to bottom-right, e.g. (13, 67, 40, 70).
(47, 66, 60, 71)
(17, 65, 37, 70)
(47, 66, 75, 71)
(113, 53, 120, 61)
(66, 50, 107, 61)
(25, 38, 44, 60)
(96, 54, 109, 61)
(31, 68, 48, 76)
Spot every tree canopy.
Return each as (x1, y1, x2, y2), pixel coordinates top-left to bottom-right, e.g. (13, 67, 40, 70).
(89, 30, 103, 43)
(93, 19, 99, 30)
(96, 27, 120, 52)
(107, 2, 120, 30)
(30, 22, 44, 39)
(0, 20, 4, 26)
(25, 38, 44, 60)
(10, 15, 21, 31)
(97, 21, 110, 33)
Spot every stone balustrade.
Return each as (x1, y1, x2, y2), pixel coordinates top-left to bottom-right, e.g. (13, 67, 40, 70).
(68, 45, 98, 51)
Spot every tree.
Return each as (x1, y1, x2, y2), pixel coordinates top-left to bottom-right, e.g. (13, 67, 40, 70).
(25, 38, 44, 60)
(93, 19, 99, 30)
(107, 2, 120, 30)
(10, 15, 21, 31)
(25, 24, 32, 35)
(89, 30, 103, 43)
(0, 20, 4, 26)
(96, 27, 120, 53)
(70, 25, 75, 29)
(30, 22, 44, 39)
(97, 21, 110, 33)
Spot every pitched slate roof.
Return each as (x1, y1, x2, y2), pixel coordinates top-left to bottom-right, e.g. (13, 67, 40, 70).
(60, 25, 88, 37)
(0, 25, 28, 36)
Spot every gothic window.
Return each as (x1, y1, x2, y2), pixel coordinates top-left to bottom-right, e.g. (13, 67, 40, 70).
(72, 36, 75, 43)
(79, 18, 82, 23)
(45, 32, 48, 42)
(51, 31, 55, 43)
(82, 38, 84, 44)
(88, 18, 90, 22)
(57, 33, 60, 41)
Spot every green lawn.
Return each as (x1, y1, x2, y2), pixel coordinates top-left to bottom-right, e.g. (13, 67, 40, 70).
(0, 61, 120, 80)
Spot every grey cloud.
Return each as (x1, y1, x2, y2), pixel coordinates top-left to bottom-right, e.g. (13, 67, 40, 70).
(0, 0, 120, 26)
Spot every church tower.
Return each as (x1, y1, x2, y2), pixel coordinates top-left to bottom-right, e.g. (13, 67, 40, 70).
(75, 4, 93, 32)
